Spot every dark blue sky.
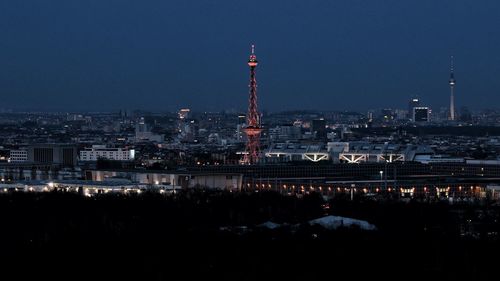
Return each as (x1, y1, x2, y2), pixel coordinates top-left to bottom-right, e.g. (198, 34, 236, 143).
(1, 0, 500, 112)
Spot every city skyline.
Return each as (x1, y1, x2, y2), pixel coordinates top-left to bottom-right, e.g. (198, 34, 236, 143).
(3, 2, 500, 279)
(1, 0, 500, 111)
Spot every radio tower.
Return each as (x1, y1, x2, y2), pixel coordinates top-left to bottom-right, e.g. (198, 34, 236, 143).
(449, 55, 456, 121)
(243, 44, 262, 164)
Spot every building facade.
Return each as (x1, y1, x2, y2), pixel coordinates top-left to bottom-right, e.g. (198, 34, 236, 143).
(28, 144, 78, 167)
(9, 150, 28, 163)
(80, 145, 135, 161)
(413, 107, 430, 122)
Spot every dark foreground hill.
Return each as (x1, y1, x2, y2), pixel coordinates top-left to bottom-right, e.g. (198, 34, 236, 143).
(1, 190, 499, 280)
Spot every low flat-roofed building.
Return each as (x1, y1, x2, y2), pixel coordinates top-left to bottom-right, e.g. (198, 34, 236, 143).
(339, 142, 434, 163)
(28, 144, 78, 167)
(414, 154, 465, 164)
(265, 143, 329, 162)
(87, 169, 243, 190)
(80, 145, 135, 161)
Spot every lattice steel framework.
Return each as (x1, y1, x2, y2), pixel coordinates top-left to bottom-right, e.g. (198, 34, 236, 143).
(243, 44, 262, 164)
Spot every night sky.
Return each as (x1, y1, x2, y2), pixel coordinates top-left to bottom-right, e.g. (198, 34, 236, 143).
(1, 0, 500, 112)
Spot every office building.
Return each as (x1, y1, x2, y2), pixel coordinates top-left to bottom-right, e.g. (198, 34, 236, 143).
(28, 144, 78, 167)
(312, 119, 327, 140)
(408, 97, 420, 120)
(9, 150, 28, 163)
(413, 107, 430, 122)
(80, 145, 135, 161)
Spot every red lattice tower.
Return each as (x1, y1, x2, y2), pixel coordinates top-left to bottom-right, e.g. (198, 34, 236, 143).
(243, 44, 262, 164)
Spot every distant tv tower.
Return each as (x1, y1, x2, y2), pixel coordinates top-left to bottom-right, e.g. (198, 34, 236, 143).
(449, 56, 456, 121)
(242, 44, 262, 164)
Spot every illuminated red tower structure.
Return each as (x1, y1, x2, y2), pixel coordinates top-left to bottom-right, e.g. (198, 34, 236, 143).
(243, 44, 262, 164)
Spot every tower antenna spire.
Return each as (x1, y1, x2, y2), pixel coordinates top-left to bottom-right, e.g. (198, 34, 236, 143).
(242, 44, 262, 164)
(449, 55, 456, 121)
(450, 55, 454, 73)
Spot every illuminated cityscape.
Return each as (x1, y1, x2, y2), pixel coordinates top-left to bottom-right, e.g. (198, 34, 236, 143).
(2, 1, 500, 280)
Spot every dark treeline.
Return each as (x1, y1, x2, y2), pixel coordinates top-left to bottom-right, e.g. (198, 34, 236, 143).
(1, 191, 499, 280)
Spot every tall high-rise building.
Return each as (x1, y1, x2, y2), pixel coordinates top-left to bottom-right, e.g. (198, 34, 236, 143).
(178, 109, 190, 120)
(242, 45, 262, 164)
(382, 109, 395, 121)
(460, 106, 472, 122)
(236, 114, 246, 141)
(449, 56, 456, 121)
(408, 97, 420, 121)
(312, 119, 327, 140)
(135, 117, 163, 142)
(413, 107, 430, 122)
